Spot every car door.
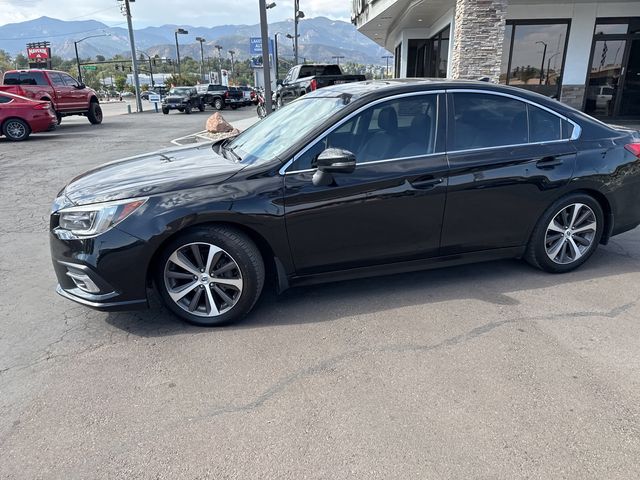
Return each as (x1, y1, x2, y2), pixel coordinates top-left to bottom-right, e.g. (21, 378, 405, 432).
(283, 92, 448, 275)
(59, 73, 85, 110)
(47, 72, 68, 109)
(440, 90, 577, 255)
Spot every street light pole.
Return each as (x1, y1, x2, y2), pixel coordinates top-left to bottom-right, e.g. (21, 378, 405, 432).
(274, 32, 283, 81)
(139, 51, 155, 88)
(74, 33, 111, 84)
(382, 55, 393, 78)
(228, 50, 236, 78)
(175, 28, 188, 75)
(293, 0, 305, 64)
(536, 40, 547, 86)
(214, 45, 223, 83)
(259, 0, 273, 115)
(196, 37, 206, 82)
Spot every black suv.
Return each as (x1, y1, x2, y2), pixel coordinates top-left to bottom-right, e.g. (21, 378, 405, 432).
(161, 87, 204, 114)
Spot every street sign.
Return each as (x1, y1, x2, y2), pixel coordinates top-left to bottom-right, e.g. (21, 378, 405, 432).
(82, 65, 97, 71)
(148, 94, 161, 103)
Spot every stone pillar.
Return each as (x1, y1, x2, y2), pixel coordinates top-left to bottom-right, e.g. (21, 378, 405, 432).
(450, 0, 508, 82)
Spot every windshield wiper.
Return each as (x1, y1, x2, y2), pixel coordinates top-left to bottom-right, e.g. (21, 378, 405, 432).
(221, 141, 242, 162)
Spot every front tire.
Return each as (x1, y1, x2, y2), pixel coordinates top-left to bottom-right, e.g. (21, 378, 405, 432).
(155, 226, 265, 326)
(162, 107, 170, 114)
(87, 102, 103, 124)
(184, 104, 192, 114)
(525, 194, 604, 273)
(213, 98, 224, 110)
(2, 118, 31, 141)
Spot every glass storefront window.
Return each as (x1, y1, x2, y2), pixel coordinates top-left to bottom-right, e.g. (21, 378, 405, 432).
(594, 23, 628, 35)
(406, 26, 450, 78)
(500, 21, 569, 98)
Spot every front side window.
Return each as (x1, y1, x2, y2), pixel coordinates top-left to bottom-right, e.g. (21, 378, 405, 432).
(60, 73, 79, 87)
(291, 94, 439, 171)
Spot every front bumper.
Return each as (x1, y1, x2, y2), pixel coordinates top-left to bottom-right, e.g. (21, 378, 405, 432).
(162, 102, 188, 110)
(50, 226, 151, 312)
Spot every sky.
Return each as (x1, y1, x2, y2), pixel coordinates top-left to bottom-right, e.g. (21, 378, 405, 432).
(0, 0, 351, 27)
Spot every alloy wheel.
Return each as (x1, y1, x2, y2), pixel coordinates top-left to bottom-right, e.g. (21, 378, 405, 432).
(6, 120, 27, 139)
(545, 203, 597, 264)
(163, 242, 243, 317)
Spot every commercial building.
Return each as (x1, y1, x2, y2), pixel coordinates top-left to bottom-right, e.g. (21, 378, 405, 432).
(352, 0, 640, 117)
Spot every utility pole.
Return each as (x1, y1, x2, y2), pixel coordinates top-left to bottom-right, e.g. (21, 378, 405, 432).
(259, 0, 273, 115)
(382, 55, 393, 78)
(121, 0, 142, 112)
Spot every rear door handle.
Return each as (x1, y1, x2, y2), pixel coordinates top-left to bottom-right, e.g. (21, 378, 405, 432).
(536, 156, 563, 169)
(410, 178, 444, 190)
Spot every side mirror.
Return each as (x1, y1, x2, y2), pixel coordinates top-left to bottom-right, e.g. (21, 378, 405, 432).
(75, 83, 86, 89)
(312, 148, 356, 186)
(276, 79, 284, 87)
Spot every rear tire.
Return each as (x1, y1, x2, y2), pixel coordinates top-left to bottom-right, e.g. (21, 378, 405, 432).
(525, 193, 604, 273)
(198, 102, 205, 112)
(2, 118, 31, 141)
(185, 104, 192, 114)
(155, 226, 265, 326)
(87, 102, 103, 124)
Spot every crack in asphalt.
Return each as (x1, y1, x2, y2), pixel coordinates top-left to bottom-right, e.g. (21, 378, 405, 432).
(191, 299, 638, 421)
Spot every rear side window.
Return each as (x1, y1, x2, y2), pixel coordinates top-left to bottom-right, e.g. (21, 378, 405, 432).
(451, 93, 528, 150)
(528, 104, 561, 142)
(3, 71, 48, 86)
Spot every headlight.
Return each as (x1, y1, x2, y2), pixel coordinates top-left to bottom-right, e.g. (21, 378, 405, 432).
(58, 198, 147, 237)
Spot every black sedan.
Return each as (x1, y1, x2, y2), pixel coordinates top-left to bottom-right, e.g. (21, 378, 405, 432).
(50, 79, 640, 326)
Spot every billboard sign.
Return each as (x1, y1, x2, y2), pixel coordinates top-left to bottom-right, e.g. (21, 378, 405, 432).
(27, 47, 50, 60)
(249, 37, 274, 68)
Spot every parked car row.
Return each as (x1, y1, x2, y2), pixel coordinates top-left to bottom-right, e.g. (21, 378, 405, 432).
(0, 69, 102, 141)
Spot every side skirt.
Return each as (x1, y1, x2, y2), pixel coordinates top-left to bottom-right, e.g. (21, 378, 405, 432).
(287, 246, 526, 289)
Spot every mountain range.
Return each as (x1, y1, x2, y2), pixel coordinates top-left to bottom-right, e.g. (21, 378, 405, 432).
(0, 16, 388, 65)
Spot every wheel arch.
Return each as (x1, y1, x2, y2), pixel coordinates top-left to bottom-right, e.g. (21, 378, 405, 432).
(146, 220, 286, 293)
(89, 95, 99, 104)
(570, 188, 614, 244)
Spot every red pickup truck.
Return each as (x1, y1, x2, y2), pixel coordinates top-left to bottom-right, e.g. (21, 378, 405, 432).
(0, 69, 102, 125)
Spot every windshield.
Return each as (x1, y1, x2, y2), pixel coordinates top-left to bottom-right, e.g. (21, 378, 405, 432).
(226, 96, 351, 165)
(169, 87, 191, 95)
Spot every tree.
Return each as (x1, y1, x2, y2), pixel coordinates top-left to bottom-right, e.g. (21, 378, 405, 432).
(0, 49, 12, 73)
(96, 55, 105, 62)
(115, 76, 127, 92)
(14, 54, 28, 69)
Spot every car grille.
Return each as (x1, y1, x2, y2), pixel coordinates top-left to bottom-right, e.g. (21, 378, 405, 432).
(167, 98, 183, 104)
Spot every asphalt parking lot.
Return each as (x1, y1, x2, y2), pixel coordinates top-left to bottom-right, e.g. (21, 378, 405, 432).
(1, 103, 640, 479)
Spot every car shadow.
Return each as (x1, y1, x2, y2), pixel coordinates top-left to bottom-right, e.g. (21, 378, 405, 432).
(105, 241, 640, 338)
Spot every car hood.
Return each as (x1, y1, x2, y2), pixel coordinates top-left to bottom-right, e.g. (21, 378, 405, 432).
(61, 143, 245, 206)
(164, 95, 188, 101)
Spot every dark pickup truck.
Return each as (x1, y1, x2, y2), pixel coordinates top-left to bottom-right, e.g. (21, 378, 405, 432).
(195, 84, 244, 110)
(274, 64, 366, 107)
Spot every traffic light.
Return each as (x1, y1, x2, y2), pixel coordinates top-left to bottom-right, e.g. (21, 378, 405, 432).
(115, 65, 120, 71)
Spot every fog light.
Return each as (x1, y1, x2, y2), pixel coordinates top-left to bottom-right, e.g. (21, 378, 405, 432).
(65, 269, 101, 294)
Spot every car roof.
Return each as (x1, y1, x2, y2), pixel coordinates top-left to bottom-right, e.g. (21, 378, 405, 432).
(308, 78, 584, 117)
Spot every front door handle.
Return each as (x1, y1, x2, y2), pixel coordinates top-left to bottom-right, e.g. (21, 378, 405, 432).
(410, 178, 444, 190)
(536, 156, 563, 169)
